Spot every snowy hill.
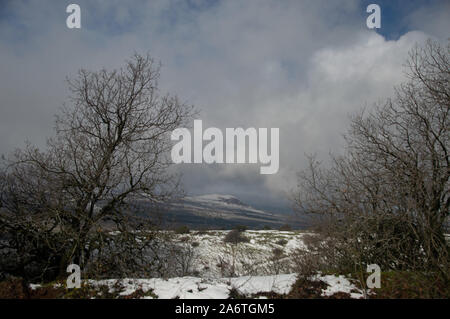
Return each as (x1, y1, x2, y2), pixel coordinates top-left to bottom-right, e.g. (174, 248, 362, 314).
(150, 194, 304, 229)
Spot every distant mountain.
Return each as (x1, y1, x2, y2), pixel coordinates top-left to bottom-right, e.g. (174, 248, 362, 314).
(135, 194, 307, 230)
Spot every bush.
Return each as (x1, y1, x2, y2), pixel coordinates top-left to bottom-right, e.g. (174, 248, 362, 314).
(174, 225, 190, 234)
(286, 277, 356, 299)
(272, 248, 284, 258)
(368, 271, 450, 299)
(291, 232, 344, 278)
(276, 239, 288, 246)
(0, 277, 30, 299)
(223, 230, 249, 244)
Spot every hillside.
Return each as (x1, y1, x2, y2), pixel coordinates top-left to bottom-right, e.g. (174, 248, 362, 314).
(136, 194, 307, 229)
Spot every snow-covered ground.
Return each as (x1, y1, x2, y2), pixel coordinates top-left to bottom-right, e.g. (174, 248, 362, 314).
(86, 273, 363, 299)
(180, 230, 308, 278)
(89, 274, 298, 299)
(30, 230, 365, 299)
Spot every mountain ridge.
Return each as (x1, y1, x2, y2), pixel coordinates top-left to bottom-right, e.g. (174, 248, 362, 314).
(137, 193, 307, 229)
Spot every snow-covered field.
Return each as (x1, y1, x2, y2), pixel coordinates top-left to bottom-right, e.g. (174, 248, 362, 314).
(178, 230, 308, 278)
(85, 273, 363, 299)
(89, 274, 298, 299)
(31, 230, 365, 299)
(130, 230, 364, 299)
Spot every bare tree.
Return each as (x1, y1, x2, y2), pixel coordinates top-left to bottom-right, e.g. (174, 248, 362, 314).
(0, 53, 194, 281)
(294, 39, 449, 277)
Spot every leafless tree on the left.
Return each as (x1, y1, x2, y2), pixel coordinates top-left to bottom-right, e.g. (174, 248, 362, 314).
(0, 53, 195, 282)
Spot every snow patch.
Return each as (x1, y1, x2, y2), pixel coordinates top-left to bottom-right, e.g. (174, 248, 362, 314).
(88, 274, 296, 299)
(315, 274, 364, 299)
(83, 273, 363, 299)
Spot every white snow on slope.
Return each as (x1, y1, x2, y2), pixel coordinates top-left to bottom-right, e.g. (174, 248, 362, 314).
(177, 194, 276, 216)
(181, 230, 308, 278)
(86, 273, 364, 299)
(89, 274, 297, 299)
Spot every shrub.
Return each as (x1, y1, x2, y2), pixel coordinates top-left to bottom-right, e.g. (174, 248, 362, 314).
(368, 271, 450, 299)
(0, 278, 30, 299)
(272, 248, 284, 258)
(174, 225, 190, 234)
(223, 230, 249, 244)
(291, 232, 342, 278)
(228, 287, 248, 299)
(269, 247, 288, 275)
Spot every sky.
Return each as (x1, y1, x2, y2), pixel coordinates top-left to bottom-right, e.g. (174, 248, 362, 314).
(0, 0, 449, 213)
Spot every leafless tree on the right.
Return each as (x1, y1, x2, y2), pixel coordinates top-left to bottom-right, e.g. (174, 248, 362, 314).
(293, 39, 449, 279)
